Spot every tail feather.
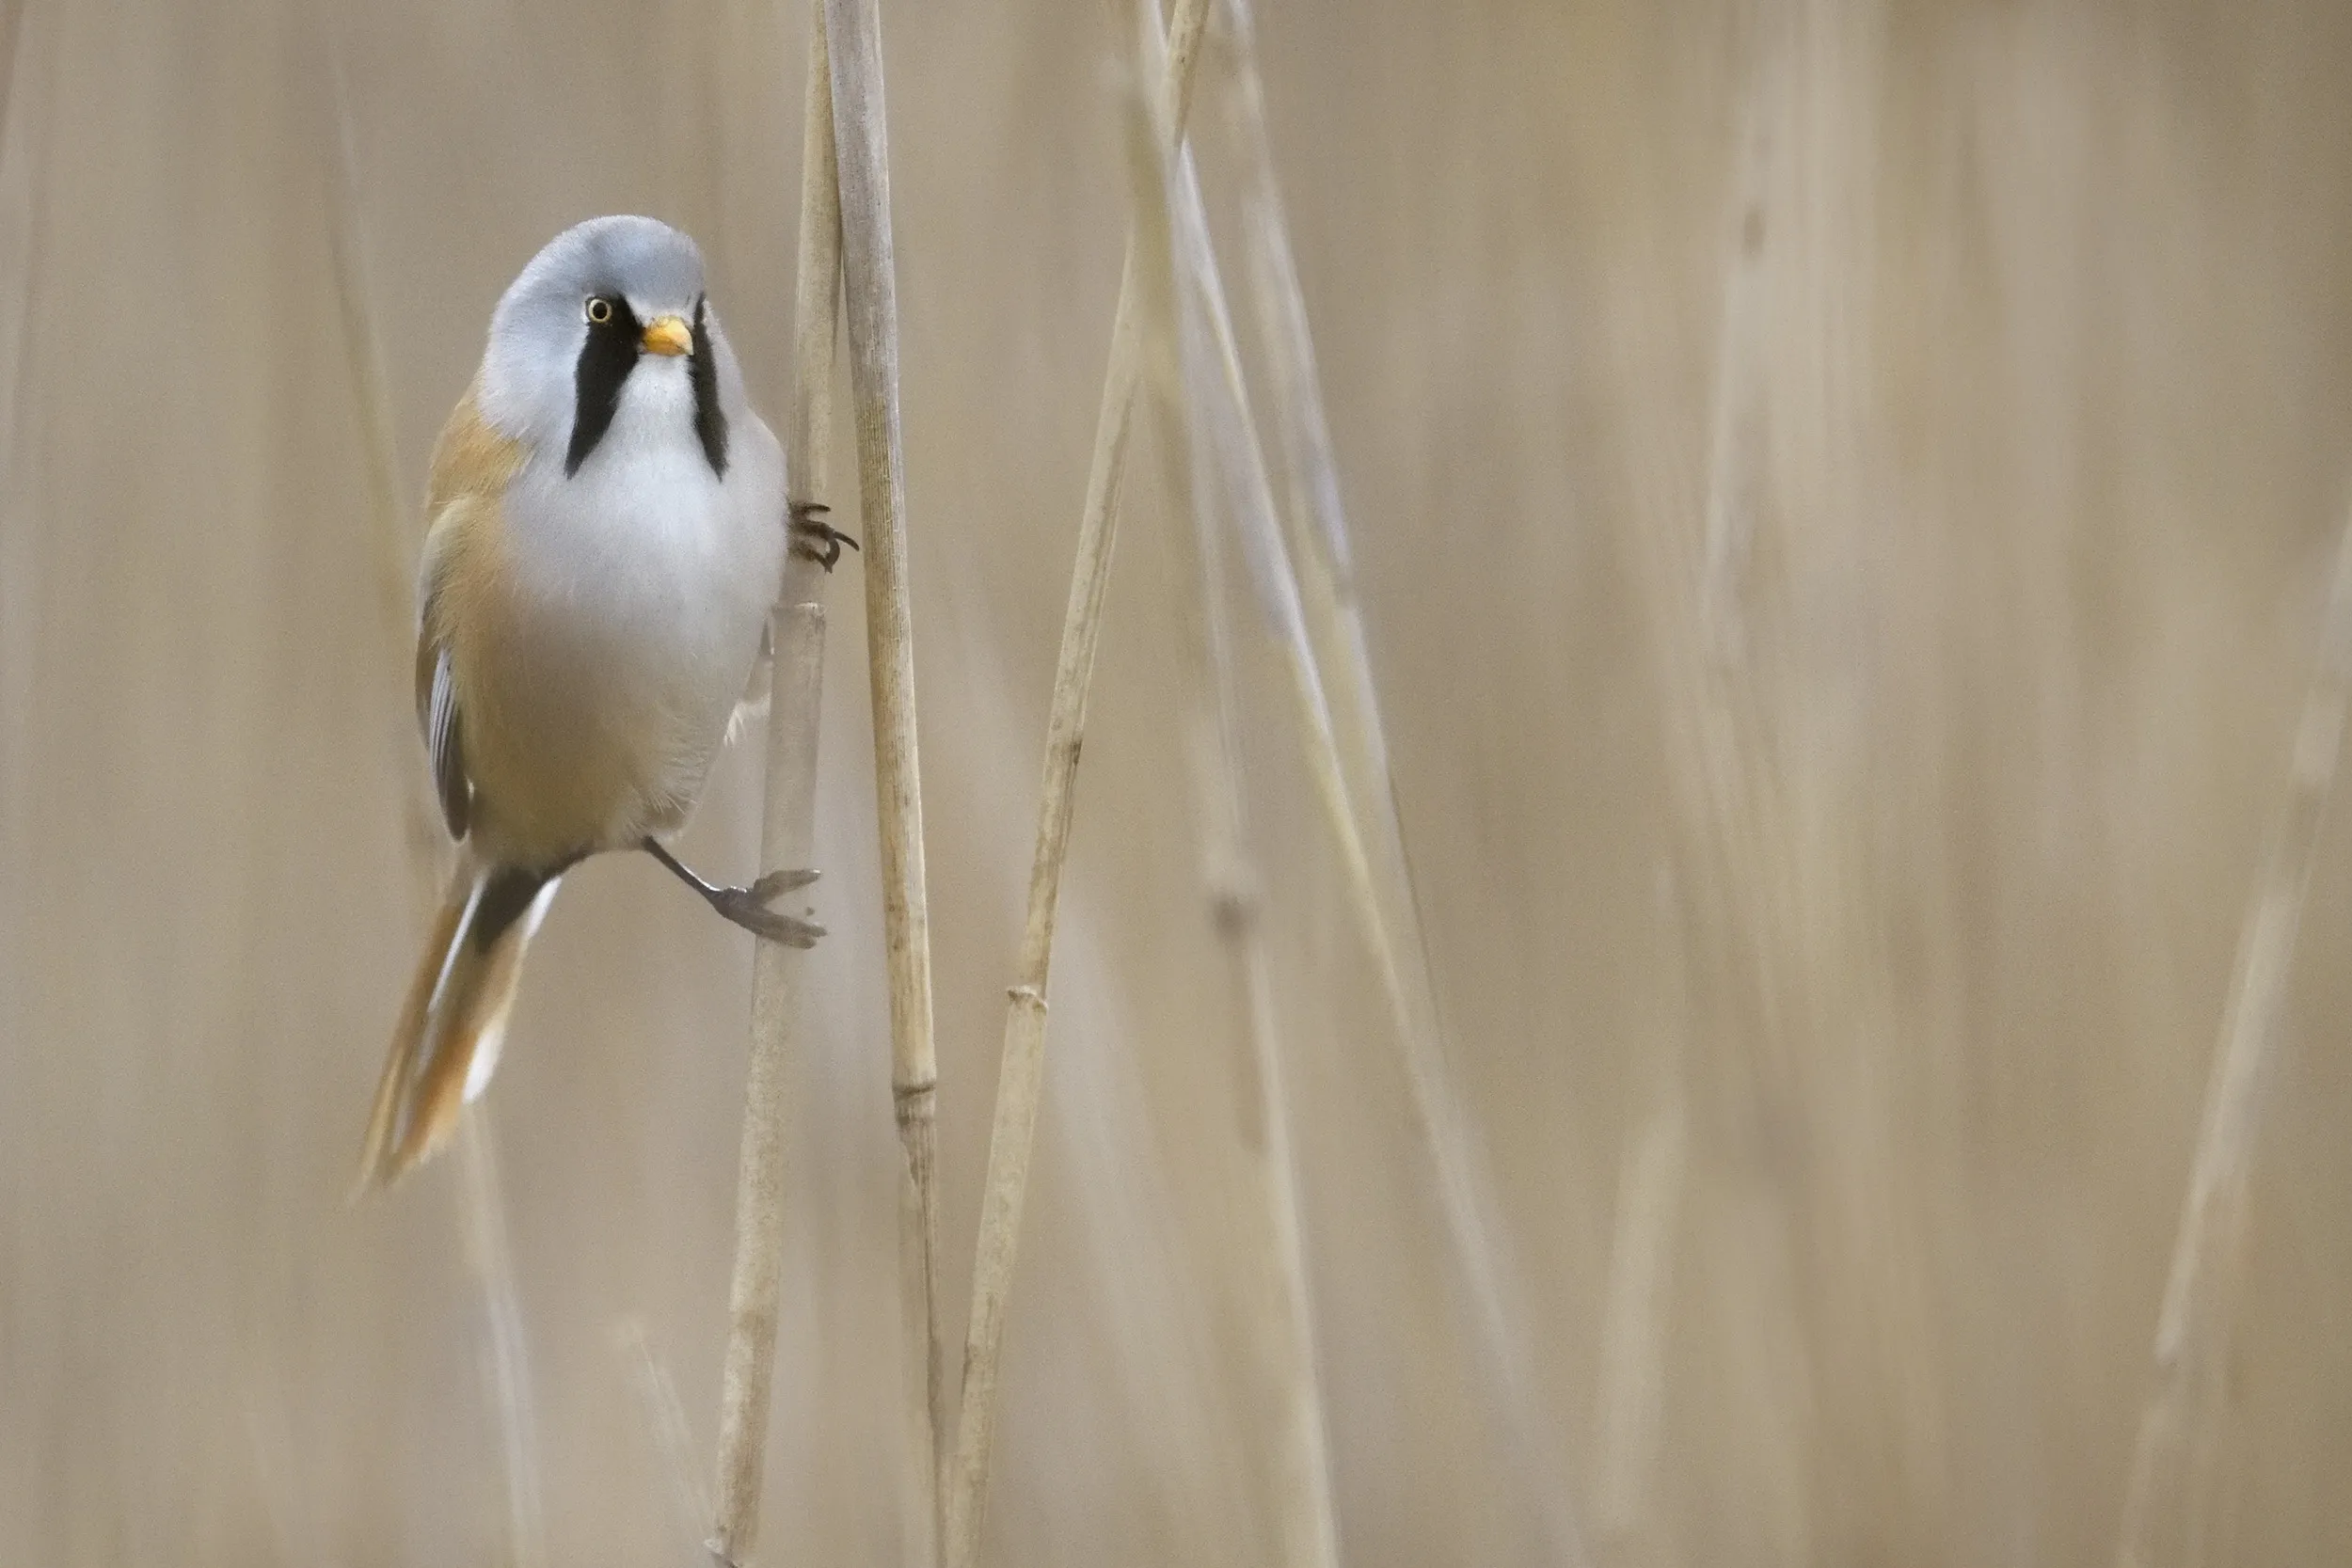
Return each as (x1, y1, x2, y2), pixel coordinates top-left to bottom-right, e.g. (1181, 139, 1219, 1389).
(354, 862, 558, 1195)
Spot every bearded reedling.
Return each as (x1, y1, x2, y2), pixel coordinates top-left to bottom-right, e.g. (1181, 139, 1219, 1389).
(355, 214, 856, 1192)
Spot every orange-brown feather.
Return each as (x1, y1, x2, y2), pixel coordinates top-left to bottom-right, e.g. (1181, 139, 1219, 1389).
(425, 379, 526, 517)
(356, 387, 541, 1196)
(353, 863, 471, 1195)
(389, 892, 532, 1177)
(353, 863, 475, 1193)
(353, 861, 551, 1193)
(414, 382, 522, 746)
(414, 382, 551, 853)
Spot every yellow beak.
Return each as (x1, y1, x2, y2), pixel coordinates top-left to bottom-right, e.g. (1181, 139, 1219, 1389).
(641, 315, 692, 356)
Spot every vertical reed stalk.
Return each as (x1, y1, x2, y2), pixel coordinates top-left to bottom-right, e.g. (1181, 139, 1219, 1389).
(1590, 1080, 1687, 1556)
(1164, 103, 1393, 1037)
(1217, 0, 1415, 964)
(940, 2, 1212, 1561)
(0, 0, 49, 944)
(621, 1318, 713, 1555)
(2113, 504, 2352, 1568)
(707, 9, 843, 1562)
(1591, 3, 1780, 1544)
(457, 1115, 548, 1568)
(1219, 908, 1345, 1568)
(324, 36, 548, 1568)
(819, 0, 948, 1558)
(1141, 100, 1342, 1568)
(322, 28, 441, 904)
(1174, 39, 1588, 1555)
(1604, 4, 1819, 1553)
(0, 2, 26, 151)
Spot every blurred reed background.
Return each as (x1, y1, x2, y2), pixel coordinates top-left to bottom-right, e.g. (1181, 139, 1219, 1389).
(6, 1, 2352, 1565)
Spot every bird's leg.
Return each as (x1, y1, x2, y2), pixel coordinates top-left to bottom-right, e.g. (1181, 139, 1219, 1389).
(641, 837, 824, 947)
(787, 500, 860, 572)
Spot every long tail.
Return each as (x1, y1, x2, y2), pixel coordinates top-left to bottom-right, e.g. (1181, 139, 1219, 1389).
(354, 860, 560, 1195)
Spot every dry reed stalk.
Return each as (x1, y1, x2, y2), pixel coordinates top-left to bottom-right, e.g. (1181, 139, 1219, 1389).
(1177, 166, 1594, 1568)
(1178, 304, 1348, 1568)
(712, 599, 829, 1568)
(457, 1114, 548, 1568)
(1588, 7, 1783, 1546)
(818, 0, 950, 1559)
(1590, 1080, 1687, 1555)
(323, 39, 549, 1568)
(620, 1317, 714, 1553)
(707, 10, 842, 1563)
(1216, 0, 1418, 972)
(0, 3, 39, 447)
(1215, 14, 1474, 1290)
(1127, 33, 1341, 1568)
(2112, 505, 2352, 1568)
(0, 1, 28, 159)
(1172, 37, 1589, 1559)
(1650, 0, 1787, 1047)
(1220, 922, 1345, 1568)
(0, 0, 53, 920)
(1694, 4, 1779, 671)
(1756, 12, 1958, 1548)
(1177, 570, 1345, 1568)
(939, 3, 1212, 1561)
(321, 30, 442, 905)
(1601, 7, 1854, 1553)
(1188, 654, 1345, 1568)
(1169, 152, 1380, 999)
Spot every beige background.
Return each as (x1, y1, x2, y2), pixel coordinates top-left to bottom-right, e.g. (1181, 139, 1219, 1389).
(5, 1, 2352, 1564)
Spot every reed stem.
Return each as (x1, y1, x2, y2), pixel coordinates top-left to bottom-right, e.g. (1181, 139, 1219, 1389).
(820, 0, 948, 1557)
(940, 3, 1212, 1561)
(1181, 25, 1589, 1551)
(2113, 504, 2352, 1568)
(707, 9, 843, 1561)
(458, 1114, 548, 1568)
(1141, 83, 1341, 1567)
(324, 38, 548, 1568)
(620, 1317, 712, 1555)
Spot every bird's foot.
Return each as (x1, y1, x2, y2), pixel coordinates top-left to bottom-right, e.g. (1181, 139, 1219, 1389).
(642, 836, 825, 946)
(709, 882, 826, 947)
(788, 501, 860, 572)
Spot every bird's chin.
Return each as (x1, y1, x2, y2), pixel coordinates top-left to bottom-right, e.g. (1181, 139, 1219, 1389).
(616, 360, 697, 418)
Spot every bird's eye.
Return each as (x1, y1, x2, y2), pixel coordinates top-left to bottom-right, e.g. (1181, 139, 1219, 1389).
(584, 296, 614, 325)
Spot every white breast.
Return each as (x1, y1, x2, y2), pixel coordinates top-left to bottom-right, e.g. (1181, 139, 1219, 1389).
(489, 358, 785, 848)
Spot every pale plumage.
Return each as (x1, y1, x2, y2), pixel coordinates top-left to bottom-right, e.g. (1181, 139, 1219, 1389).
(357, 215, 820, 1192)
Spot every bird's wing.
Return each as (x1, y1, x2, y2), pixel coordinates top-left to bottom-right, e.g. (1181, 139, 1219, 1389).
(413, 384, 527, 843)
(418, 626, 469, 841)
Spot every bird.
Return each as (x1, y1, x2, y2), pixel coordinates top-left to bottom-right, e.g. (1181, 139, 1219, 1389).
(354, 214, 855, 1193)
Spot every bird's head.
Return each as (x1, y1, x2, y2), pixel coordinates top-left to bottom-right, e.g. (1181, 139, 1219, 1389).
(479, 214, 732, 479)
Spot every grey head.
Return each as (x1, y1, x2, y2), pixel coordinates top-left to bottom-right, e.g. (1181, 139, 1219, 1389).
(476, 214, 742, 479)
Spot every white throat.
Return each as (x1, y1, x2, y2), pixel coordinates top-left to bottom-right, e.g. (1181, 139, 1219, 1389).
(577, 356, 707, 479)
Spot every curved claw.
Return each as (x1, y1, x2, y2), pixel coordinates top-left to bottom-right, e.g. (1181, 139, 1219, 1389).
(748, 866, 821, 903)
(787, 500, 860, 572)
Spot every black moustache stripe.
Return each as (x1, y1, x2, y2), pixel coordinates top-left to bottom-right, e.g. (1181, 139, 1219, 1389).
(691, 295, 728, 477)
(566, 294, 642, 476)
